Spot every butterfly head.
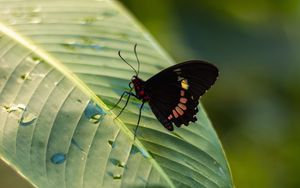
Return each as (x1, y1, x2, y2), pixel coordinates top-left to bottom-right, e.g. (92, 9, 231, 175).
(131, 75, 143, 85)
(131, 75, 141, 84)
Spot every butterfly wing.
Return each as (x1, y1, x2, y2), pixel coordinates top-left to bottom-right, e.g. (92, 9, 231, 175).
(145, 60, 218, 131)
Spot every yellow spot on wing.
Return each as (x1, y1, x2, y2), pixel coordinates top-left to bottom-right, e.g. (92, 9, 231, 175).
(181, 79, 189, 90)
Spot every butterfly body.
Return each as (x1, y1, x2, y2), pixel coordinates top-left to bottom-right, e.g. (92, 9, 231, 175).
(131, 76, 150, 102)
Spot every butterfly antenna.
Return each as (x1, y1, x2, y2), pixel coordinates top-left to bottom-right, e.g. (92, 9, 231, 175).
(134, 43, 140, 76)
(118, 50, 138, 76)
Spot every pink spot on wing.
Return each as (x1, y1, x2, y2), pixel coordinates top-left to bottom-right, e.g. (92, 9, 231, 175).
(172, 110, 179, 118)
(178, 103, 187, 110)
(175, 106, 184, 116)
(180, 97, 187, 104)
(168, 114, 173, 120)
(180, 90, 185, 96)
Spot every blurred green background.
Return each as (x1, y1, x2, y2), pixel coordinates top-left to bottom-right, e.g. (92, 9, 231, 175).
(1, 0, 300, 187)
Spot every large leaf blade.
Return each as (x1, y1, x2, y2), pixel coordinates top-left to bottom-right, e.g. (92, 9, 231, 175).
(0, 0, 233, 187)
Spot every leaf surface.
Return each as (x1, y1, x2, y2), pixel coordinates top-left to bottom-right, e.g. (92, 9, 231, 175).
(0, 0, 233, 187)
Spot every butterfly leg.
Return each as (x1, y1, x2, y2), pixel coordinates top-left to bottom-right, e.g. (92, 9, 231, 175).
(114, 91, 137, 119)
(110, 89, 133, 110)
(134, 102, 145, 139)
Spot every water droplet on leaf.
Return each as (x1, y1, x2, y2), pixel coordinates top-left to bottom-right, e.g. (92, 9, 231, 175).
(54, 81, 59, 86)
(108, 139, 116, 148)
(27, 56, 44, 64)
(113, 174, 122, 179)
(3, 104, 26, 113)
(21, 73, 32, 80)
(84, 101, 105, 123)
(63, 39, 86, 51)
(117, 161, 126, 168)
(51, 153, 66, 164)
(19, 112, 36, 126)
(89, 114, 101, 123)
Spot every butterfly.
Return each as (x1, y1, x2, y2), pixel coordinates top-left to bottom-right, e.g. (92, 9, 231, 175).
(111, 44, 218, 137)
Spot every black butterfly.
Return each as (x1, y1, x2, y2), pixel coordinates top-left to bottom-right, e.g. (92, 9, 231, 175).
(111, 44, 218, 136)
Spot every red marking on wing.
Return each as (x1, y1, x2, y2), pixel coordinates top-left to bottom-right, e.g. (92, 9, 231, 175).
(180, 97, 187, 104)
(178, 103, 187, 110)
(168, 114, 173, 120)
(175, 106, 184, 116)
(172, 110, 179, 118)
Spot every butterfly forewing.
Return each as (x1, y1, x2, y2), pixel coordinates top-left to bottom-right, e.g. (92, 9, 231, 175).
(145, 60, 218, 131)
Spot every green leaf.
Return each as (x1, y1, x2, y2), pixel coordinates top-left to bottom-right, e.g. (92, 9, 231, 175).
(0, 0, 233, 187)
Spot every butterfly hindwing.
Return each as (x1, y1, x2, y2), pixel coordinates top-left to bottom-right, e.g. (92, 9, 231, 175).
(145, 60, 218, 131)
